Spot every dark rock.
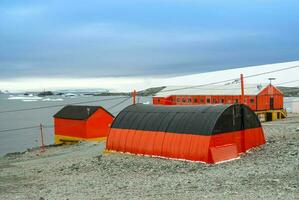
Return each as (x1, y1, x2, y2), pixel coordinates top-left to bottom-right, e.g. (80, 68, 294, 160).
(4, 151, 25, 157)
(37, 91, 54, 97)
(96, 155, 102, 161)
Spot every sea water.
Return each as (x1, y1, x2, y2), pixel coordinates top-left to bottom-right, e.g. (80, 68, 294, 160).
(0, 94, 151, 156)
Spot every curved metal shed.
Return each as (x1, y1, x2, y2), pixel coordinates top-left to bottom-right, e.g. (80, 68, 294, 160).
(107, 104, 265, 163)
(111, 104, 261, 135)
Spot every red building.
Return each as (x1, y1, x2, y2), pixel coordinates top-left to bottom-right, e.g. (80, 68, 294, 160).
(54, 105, 114, 144)
(153, 83, 285, 121)
(106, 104, 265, 164)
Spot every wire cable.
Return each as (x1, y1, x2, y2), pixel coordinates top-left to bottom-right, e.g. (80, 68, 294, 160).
(244, 65, 299, 79)
(148, 65, 299, 95)
(0, 125, 40, 133)
(106, 97, 131, 111)
(0, 97, 132, 133)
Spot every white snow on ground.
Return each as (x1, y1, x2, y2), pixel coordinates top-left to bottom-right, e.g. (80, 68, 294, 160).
(150, 60, 299, 87)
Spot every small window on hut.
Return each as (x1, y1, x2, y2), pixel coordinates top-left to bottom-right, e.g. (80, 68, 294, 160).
(221, 99, 224, 103)
(194, 98, 198, 103)
(177, 98, 181, 102)
(207, 98, 211, 103)
(182, 98, 186, 103)
(235, 99, 239, 104)
(157, 98, 160, 102)
(200, 98, 204, 103)
(188, 98, 192, 103)
(213, 99, 217, 103)
(250, 99, 255, 104)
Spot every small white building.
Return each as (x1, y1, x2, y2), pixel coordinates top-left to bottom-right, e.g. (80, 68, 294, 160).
(284, 97, 299, 113)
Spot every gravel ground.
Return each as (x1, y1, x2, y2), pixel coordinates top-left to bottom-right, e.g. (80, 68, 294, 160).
(0, 114, 298, 200)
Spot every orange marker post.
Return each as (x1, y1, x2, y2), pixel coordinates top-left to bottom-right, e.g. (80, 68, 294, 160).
(39, 123, 45, 153)
(132, 90, 137, 105)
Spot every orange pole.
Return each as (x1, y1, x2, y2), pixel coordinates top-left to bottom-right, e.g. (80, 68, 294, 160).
(40, 123, 45, 152)
(240, 74, 245, 104)
(132, 90, 136, 105)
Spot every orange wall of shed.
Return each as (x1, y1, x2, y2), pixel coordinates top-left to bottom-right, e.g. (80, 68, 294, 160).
(106, 127, 265, 164)
(54, 118, 86, 138)
(86, 109, 114, 138)
(54, 108, 114, 139)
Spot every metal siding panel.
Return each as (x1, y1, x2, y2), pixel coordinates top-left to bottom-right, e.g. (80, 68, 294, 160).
(152, 131, 165, 156)
(161, 133, 175, 158)
(124, 129, 136, 152)
(106, 128, 117, 150)
(177, 134, 193, 159)
(112, 128, 124, 151)
(142, 131, 156, 155)
(132, 130, 143, 154)
(118, 129, 128, 151)
(170, 133, 181, 158)
(188, 135, 210, 162)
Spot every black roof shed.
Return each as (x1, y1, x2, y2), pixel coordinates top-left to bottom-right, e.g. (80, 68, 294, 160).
(111, 104, 261, 135)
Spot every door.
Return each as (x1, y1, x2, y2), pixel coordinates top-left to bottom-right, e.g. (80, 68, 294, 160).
(270, 97, 274, 110)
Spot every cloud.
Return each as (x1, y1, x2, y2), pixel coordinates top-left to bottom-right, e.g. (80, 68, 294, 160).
(0, 0, 298, 79)
(2, 5, 44, 17)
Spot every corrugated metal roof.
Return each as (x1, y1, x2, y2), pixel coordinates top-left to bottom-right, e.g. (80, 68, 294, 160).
(111, 104, 261, 135)
(155, 83, 269, 97)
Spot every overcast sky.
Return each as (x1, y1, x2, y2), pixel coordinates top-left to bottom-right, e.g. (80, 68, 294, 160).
(0, 0, 299, 79)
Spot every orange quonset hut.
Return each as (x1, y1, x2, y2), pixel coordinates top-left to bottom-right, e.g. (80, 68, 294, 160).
(106, 104, 265, 164)
(54, 105, 114, 144)
(153, 83, 285, 121)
